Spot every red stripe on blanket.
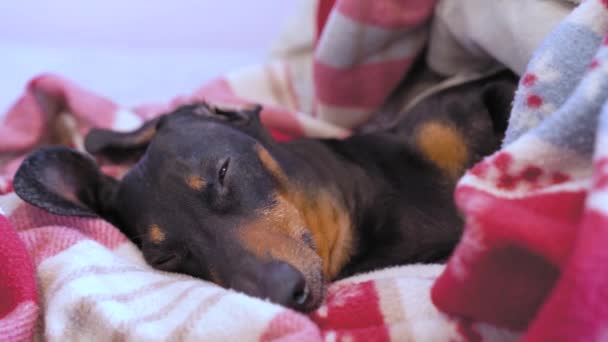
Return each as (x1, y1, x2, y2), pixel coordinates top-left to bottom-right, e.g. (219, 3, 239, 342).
(316, 0, 337, 44)
(311, 281, 390, 341)
(261, 311, 322, 342)
(260, 107, 305, 142)
(314, 57, 413, 108)
(192, 78, 243, 106)
(31, 74, 118, 126)
(0, 179, 13, 195)
(0, 214, 38, 324)
(0, 156, 25, 196)
(433, 243, 559, 331)
(432, 186, 587, 330)
(454, 317, 482, 342)
(0, 300, 38, 342)
(336, 0, 436, 29)
(455, 186, 586, 265)
(10, 204, 127, 251)
(0, 73, 117, 152)
(19, 226, 87, 267)
(0, 94, 45, 153)
(522, 209, 608, 341)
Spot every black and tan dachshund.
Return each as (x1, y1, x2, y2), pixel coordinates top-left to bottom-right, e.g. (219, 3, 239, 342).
(13, 71, 516, 312)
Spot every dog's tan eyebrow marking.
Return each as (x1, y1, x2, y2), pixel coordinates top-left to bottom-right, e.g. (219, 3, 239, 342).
(255, 144, 289, 187)
(185, 175, 206, 191)
(148, 224, 166, 244)
(416, 121, 468, 179)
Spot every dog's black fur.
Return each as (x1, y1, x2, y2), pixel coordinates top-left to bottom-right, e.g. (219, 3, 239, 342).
(13, 71, 517, 311)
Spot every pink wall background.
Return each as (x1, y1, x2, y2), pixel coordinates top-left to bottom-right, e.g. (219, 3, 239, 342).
(0, 1, 300, 112)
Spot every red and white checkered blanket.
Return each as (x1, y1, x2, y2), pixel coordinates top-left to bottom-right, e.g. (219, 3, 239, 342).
(2, 0, 607, 341)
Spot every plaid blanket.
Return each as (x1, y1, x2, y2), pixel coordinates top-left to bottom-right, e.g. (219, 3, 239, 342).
(1, 0, 605, 341)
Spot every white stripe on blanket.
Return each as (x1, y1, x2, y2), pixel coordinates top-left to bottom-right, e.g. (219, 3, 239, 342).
(38, 240, 285, 341)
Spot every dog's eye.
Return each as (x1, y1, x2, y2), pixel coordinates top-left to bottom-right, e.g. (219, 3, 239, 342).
(218, 158, 230, 186)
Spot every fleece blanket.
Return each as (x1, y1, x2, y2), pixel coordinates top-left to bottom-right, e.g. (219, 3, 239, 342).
(0, 0, 604, 341)
(0, 1, 512, 341)
(433, 1, 608, 341)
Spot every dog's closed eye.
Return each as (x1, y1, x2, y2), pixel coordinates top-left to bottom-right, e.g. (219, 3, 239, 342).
(151, 254, 181, 271)
(218, 158, 230, 186)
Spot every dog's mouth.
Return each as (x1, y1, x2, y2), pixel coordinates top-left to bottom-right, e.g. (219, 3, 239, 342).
(293, 282, 312, 307)
(287, 248, 326, 312)
(296, 271, 326, 312)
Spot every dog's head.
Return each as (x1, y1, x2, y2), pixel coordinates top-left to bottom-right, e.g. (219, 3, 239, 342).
(14, 103, 325, 311)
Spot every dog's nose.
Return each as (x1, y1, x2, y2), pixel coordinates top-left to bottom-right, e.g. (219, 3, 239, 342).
(261, 261, 310, 310)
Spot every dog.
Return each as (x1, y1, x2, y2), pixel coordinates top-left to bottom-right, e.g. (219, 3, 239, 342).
(13, 71, 517, 312)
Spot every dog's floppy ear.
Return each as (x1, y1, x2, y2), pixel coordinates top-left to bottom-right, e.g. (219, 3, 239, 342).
(84, 115, 164, 164)
(193, 102, 263, 125)
(13, 146, 118, 217)
(194, 102, 276, 144)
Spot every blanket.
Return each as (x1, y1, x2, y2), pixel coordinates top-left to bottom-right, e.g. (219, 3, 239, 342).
(0, 0, 604, 341)
(433, 1, 608, 341)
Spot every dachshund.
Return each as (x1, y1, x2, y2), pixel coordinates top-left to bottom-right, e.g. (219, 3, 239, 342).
(13, 71, 517, 312)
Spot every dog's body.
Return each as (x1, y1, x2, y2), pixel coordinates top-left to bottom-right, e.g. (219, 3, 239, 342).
(14, 71, 517, 311)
